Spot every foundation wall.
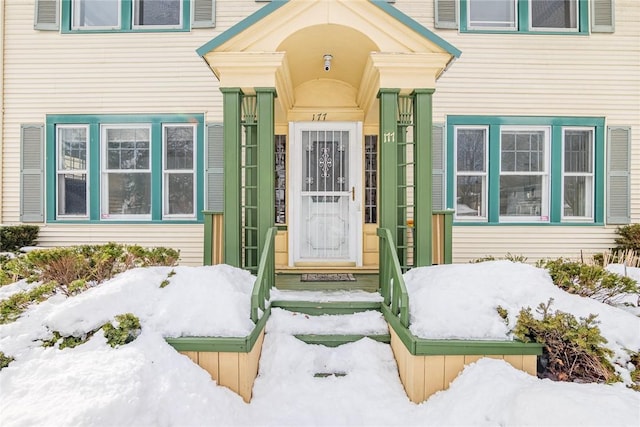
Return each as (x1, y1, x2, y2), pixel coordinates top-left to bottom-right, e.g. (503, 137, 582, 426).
(390, 328, 537, 403)
(180, 330, 265, 402)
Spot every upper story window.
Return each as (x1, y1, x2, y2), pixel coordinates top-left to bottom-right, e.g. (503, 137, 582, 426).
(63, 0, 191, 33)
(448, 116, 605, 225)
(459, 0, 587, 34)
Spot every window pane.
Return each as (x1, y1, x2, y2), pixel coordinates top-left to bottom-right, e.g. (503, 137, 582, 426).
(165, 126, 194, 170)
(58, 174, 87, 216)
(456, 129, 486, 172)
(501, 130, 545, 172)
(564, 130, 593, 173)
(457, 176, 485, 217)
(564, 176, 591, 217)
(106, 173, 151, 215)
(58, 127, 87, 171)
(134, 0, 181, 26)
(167, 174, 194, 215)
(469, 0, 516, 28)
(73, 0, 119, 28)
(364, 135, 378, 224)
(500, 175, 543, 216)
(275, 135, 287, 224)
(531, 0, 577, 29)
(106, 128, 150, 170)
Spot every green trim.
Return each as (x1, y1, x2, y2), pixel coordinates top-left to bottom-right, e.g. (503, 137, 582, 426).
(412, 89, 434, 267)
(271, 300, 382, 316)
(369, 1, 461, 58)
(46, 113, 205, 223)
(447, 116, 606, 226)
(61, 0, 192, 34)
(221, 88, 243, 267)
(382, 305, 542, 356)
(196, 1, 289, 56)
(256, 88, 277, 262)
(294, 334, 391, 347)
(378, 89, 400, 245)
(459, 0, 589, 36)
(165, 307, 271, 353)
(203, 211, 214, 265)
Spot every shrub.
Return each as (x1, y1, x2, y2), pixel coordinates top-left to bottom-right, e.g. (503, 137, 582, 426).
(630, 351, 640, 391)
(102, 313, 141, 347)
(471, 254, 527, 264)
(510, 299, 618, 383)
(0, 351, 13, 370)
(42, 331, 92, 350)
(0, 281, 57, 324)
(614, 224, 640, 252)
(543, 258, 639, 305)
(0, 243, 178, 324)
(0, 225, 40, 252)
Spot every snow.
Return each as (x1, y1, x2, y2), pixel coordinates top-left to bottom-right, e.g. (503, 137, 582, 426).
(1, 261, 639, 426)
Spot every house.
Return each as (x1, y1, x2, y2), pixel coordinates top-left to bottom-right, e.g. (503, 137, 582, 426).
(0, 0, 637, 269)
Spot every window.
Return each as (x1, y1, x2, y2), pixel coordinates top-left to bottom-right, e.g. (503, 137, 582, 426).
(275, 135, 286, 224)
(364, 135, 378, 224)
(102, 125, 152, 219)
(133, 0, 182, 29)
(46, 114, 204, 223)
(461, 0, 585, 34)
(56, 125, 89, 217)
(499, 127, 549, 221)
(563, 128, 593, 220)
(448, 117, 604, 224)
(455, 127, 487, 220)
(65, 0, 189, 32)
(163, 124, 196, 217)
(468, 0, 516, 30)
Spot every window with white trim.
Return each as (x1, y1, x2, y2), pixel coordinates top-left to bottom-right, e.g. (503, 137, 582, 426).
(499, 127, 550, 221)
(56, 125, 89, 217)
(461, 0, 584, 33)
(163, 124, 196, 217)
(47, 113, 204, 223)
(448, 117, 604, 224)
(66, 0, 189, 32)
(101, 125, 152, 219)
(454, 127, 487, 220)
(562, 128, 594, 220)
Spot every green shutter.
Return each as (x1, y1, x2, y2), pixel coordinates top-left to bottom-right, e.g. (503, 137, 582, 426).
(34, 0, 59, 31)
(435, 0, 458, 29)
(20, 124, 45, 222)
(206, 123, 224, 212)
(192, 0, 216, 28)
(432, 123, 446, 211)
(591, 0, 615, 33)
(606, 126, 630, 224)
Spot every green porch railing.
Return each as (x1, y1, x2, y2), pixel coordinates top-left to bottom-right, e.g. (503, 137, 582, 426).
(250, 227, 276, 323)
(377, 227, 410, 328)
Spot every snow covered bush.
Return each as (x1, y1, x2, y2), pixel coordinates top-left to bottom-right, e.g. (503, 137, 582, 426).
(543, 258, 638, 305)
(510, 299, 618, 384)
(102, 313, 142, 347)
(0, 351, 13, 370)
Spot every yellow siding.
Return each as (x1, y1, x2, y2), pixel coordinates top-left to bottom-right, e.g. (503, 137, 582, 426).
(392, 0, 640, 261)
(2, 0, 639, 263)
(451, 226, 618, 264)
(35, 224, 204, 266)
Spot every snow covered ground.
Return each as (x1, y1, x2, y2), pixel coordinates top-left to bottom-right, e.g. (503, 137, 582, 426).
(0, 261, 639, 426)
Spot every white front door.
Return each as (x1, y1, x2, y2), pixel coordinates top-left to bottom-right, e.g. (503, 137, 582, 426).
(290, 122, 362, 266)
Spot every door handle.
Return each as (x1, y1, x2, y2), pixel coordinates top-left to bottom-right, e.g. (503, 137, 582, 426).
(351, 187, 355, 201)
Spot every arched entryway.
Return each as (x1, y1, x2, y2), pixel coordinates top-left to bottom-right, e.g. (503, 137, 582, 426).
(197, 0, 460, 272)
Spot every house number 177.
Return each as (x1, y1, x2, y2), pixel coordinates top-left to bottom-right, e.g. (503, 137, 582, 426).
(312, 113, 327, 121)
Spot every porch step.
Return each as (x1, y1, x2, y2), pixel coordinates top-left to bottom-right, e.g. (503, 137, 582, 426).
(267, 305, 390, 347)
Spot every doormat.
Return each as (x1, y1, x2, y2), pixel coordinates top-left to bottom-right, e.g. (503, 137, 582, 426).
(301, 273, 356, 282)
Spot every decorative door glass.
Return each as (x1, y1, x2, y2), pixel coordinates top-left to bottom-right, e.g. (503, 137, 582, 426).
(300, 130, 350, 259)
